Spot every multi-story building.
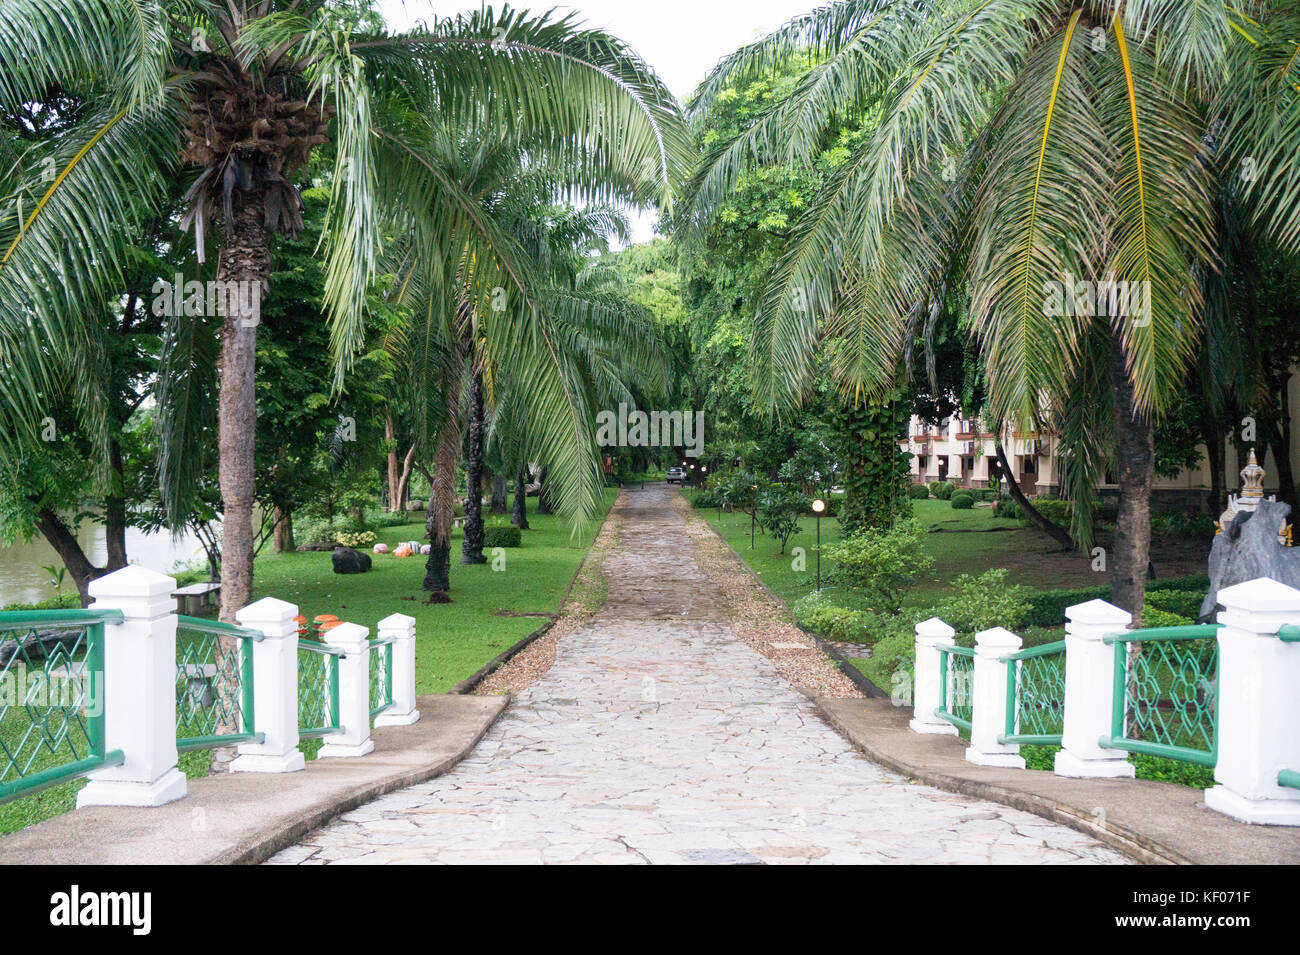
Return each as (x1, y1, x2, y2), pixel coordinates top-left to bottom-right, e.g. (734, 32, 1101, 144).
(902, 412, 1294, 507)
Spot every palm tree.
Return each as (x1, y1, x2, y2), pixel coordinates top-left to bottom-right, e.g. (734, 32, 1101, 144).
(0, 1, 685, 620)
(687, 0, 1300, 622)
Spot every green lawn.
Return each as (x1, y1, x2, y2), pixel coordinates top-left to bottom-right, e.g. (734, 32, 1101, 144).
(0, 490, 615, 837)
(252, 489, 616, 694)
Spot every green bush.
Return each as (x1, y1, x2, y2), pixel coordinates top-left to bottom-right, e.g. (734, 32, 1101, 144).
(1142, 605, 1194, 628)
(930, 481, 956, 500)
(1023, 576, 1212, 627)
(1, 593, 80, 612)
(950, 493, 975, 509)
(484, 525, 523, 548)
(368, 512, 411, 529)
(908, 483, 930, 499)
(336, 530, 376, 548)
(1027, 498, 1071, 525)
(1145, 588, 1203, 620)
(823, 520, 934, 614)
(992, 495, 1020, 519)
(933, 569, 1031, 634)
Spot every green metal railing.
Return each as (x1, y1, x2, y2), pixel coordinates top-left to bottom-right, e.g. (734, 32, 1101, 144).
(369, 638, 394, 720)
(936, 644, 975, 732)
(1279, 769, 1300, 790)
(298, 641, 342, 738)
(175, 616, 264, 752)
(998, 640, 1067, 745)
(1100, 625, 1221, 767)
(0, 609, 125, 804)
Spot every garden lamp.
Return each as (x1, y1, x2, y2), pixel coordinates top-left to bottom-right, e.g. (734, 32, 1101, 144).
(750, 484, 758, 549)
(812, 498, 825, 591)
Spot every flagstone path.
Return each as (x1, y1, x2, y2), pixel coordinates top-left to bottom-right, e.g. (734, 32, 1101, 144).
(269, 484, 1126, 865)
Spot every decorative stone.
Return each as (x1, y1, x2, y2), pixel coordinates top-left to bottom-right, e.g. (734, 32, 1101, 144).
(331, 546, 372, 574)
(1202, 500, 1300, 620)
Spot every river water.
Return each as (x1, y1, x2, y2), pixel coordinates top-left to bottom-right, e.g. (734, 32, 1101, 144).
(0, 522, 209, 607)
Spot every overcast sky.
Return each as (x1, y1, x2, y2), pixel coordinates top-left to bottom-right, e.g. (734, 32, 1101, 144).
(376, 0, 815, 243)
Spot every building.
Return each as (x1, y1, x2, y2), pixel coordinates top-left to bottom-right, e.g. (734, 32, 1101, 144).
(903, 412, 1296, 508)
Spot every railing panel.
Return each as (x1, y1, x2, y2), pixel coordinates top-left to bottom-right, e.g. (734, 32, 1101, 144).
(369, 638, 394, 720)
(175, 615, 263, 752)
(1000, 641, 1066, 745)
(936, 645, 975, 732)
(0, 610, 125, 803)
(1102, 625, 1221, 767)
(298, 641, 341, 738)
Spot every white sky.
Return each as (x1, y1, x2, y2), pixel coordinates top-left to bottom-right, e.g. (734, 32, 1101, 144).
(376, 0, 815, 243)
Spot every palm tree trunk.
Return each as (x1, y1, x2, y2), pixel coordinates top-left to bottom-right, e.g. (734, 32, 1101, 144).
(396, 443, 416, 512)
(1110, 332, 1153, 626)
(385, 410, 400, 511)
(537, 466, 553, 515)
(461, 371, 486, 564)
(994, 442, 1074, 549)
(489, 473, 508, 514)
(273, 505, 295, 553)
(216, 183, 269, 622)
(423, 379, 461, 597)
(104, 438, 128, 572)
(512, 459, 530, 529)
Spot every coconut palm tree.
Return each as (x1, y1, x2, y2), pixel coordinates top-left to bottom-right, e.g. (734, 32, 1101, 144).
(687, 0, 1300, 622)
(383, 104, 671, 593)
(0, 1, 686, 620)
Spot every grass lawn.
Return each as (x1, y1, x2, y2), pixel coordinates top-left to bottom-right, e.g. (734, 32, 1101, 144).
(0, 489, 615, 837)
(698, 495, 1205, 610)
(252, 489, 616, 694)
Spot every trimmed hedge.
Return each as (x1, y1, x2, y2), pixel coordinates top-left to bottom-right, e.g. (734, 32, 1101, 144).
(929, 480, 956, 500)
(483, 525, 523, 548)
(1023, 575, 1211, 627)
(908, 483, 930, 499)
(951, 493, 975, 509)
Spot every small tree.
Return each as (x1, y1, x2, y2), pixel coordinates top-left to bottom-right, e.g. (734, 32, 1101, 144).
(756, 482, 809, 554)
(822, 520, 934, 614)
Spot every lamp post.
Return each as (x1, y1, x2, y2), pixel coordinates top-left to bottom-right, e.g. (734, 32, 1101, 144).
(750, 485, 757, 549)
(812, 498, 825, 591)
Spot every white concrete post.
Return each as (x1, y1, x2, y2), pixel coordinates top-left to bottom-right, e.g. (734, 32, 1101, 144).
(316, 622, 374, 758)
(1054, 598, 1135, 778)
(1205, 578, 1300, 825)
(373, 613, 419, 727)
(230, 597, 305, 773)
(77, 566, 187, 808)
(909, 617, 959, 735)
(966, 627, 1025, 768)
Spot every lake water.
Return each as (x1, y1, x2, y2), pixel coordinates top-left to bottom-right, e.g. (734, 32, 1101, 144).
(0, 521, 209, 606)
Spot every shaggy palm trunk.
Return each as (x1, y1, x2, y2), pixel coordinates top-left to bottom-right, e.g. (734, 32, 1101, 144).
(1110, 332, 1153, 627)
(462, 372, 486, 565)
(423, 379, 461, 596)
(512, 460, 530, 529)
(216, 183, 268, 622)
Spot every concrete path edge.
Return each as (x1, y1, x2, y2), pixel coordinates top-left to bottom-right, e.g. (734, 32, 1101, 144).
(0, 693, 508, 865)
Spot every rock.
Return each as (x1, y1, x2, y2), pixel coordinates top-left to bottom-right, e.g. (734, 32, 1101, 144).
(405, 500, 425, 512)
(1202, 499, 1300, 619)
(331, 546, 372, 575)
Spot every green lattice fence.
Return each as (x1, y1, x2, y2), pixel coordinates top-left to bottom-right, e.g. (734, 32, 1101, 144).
(1000, 641, 1066, 745)
(937, 644, 975, 732)
(369, 638, 394, 720)
(175, 616, 263, 752)
(0, 609, 124, 804)
(1102, 625, 1221, 767)
(298, 641, 341, 738)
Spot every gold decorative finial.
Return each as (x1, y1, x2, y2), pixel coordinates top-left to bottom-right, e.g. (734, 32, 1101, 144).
(1240, 448, 1265, 502)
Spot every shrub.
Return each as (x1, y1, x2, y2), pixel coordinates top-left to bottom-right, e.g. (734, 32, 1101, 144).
(993, 495, 1020, 519)
(336, 530, 376, 548)
(1, 593, 80, 612)
(930, 481, 956, 500)
(908, 483, 930, 499)
(1022, 576, 1212, 628)
(757, 482, 809, 553)
(1028, 498, 1071, 525)
(368, 512, 411, 529)
(823, 519, 934, 614)
(483, 525, 523, 548)
(1145, 588, 1203, 620)
(950, 493, 975, 509)
(934, 570, 1030, 634)
(1142, 605, 1194, 628)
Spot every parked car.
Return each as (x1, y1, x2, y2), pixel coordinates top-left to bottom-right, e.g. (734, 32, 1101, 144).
(666, 466, 687, 484)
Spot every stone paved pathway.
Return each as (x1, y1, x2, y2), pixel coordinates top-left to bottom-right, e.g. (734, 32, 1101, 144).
(270, 485, 1125, 865)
